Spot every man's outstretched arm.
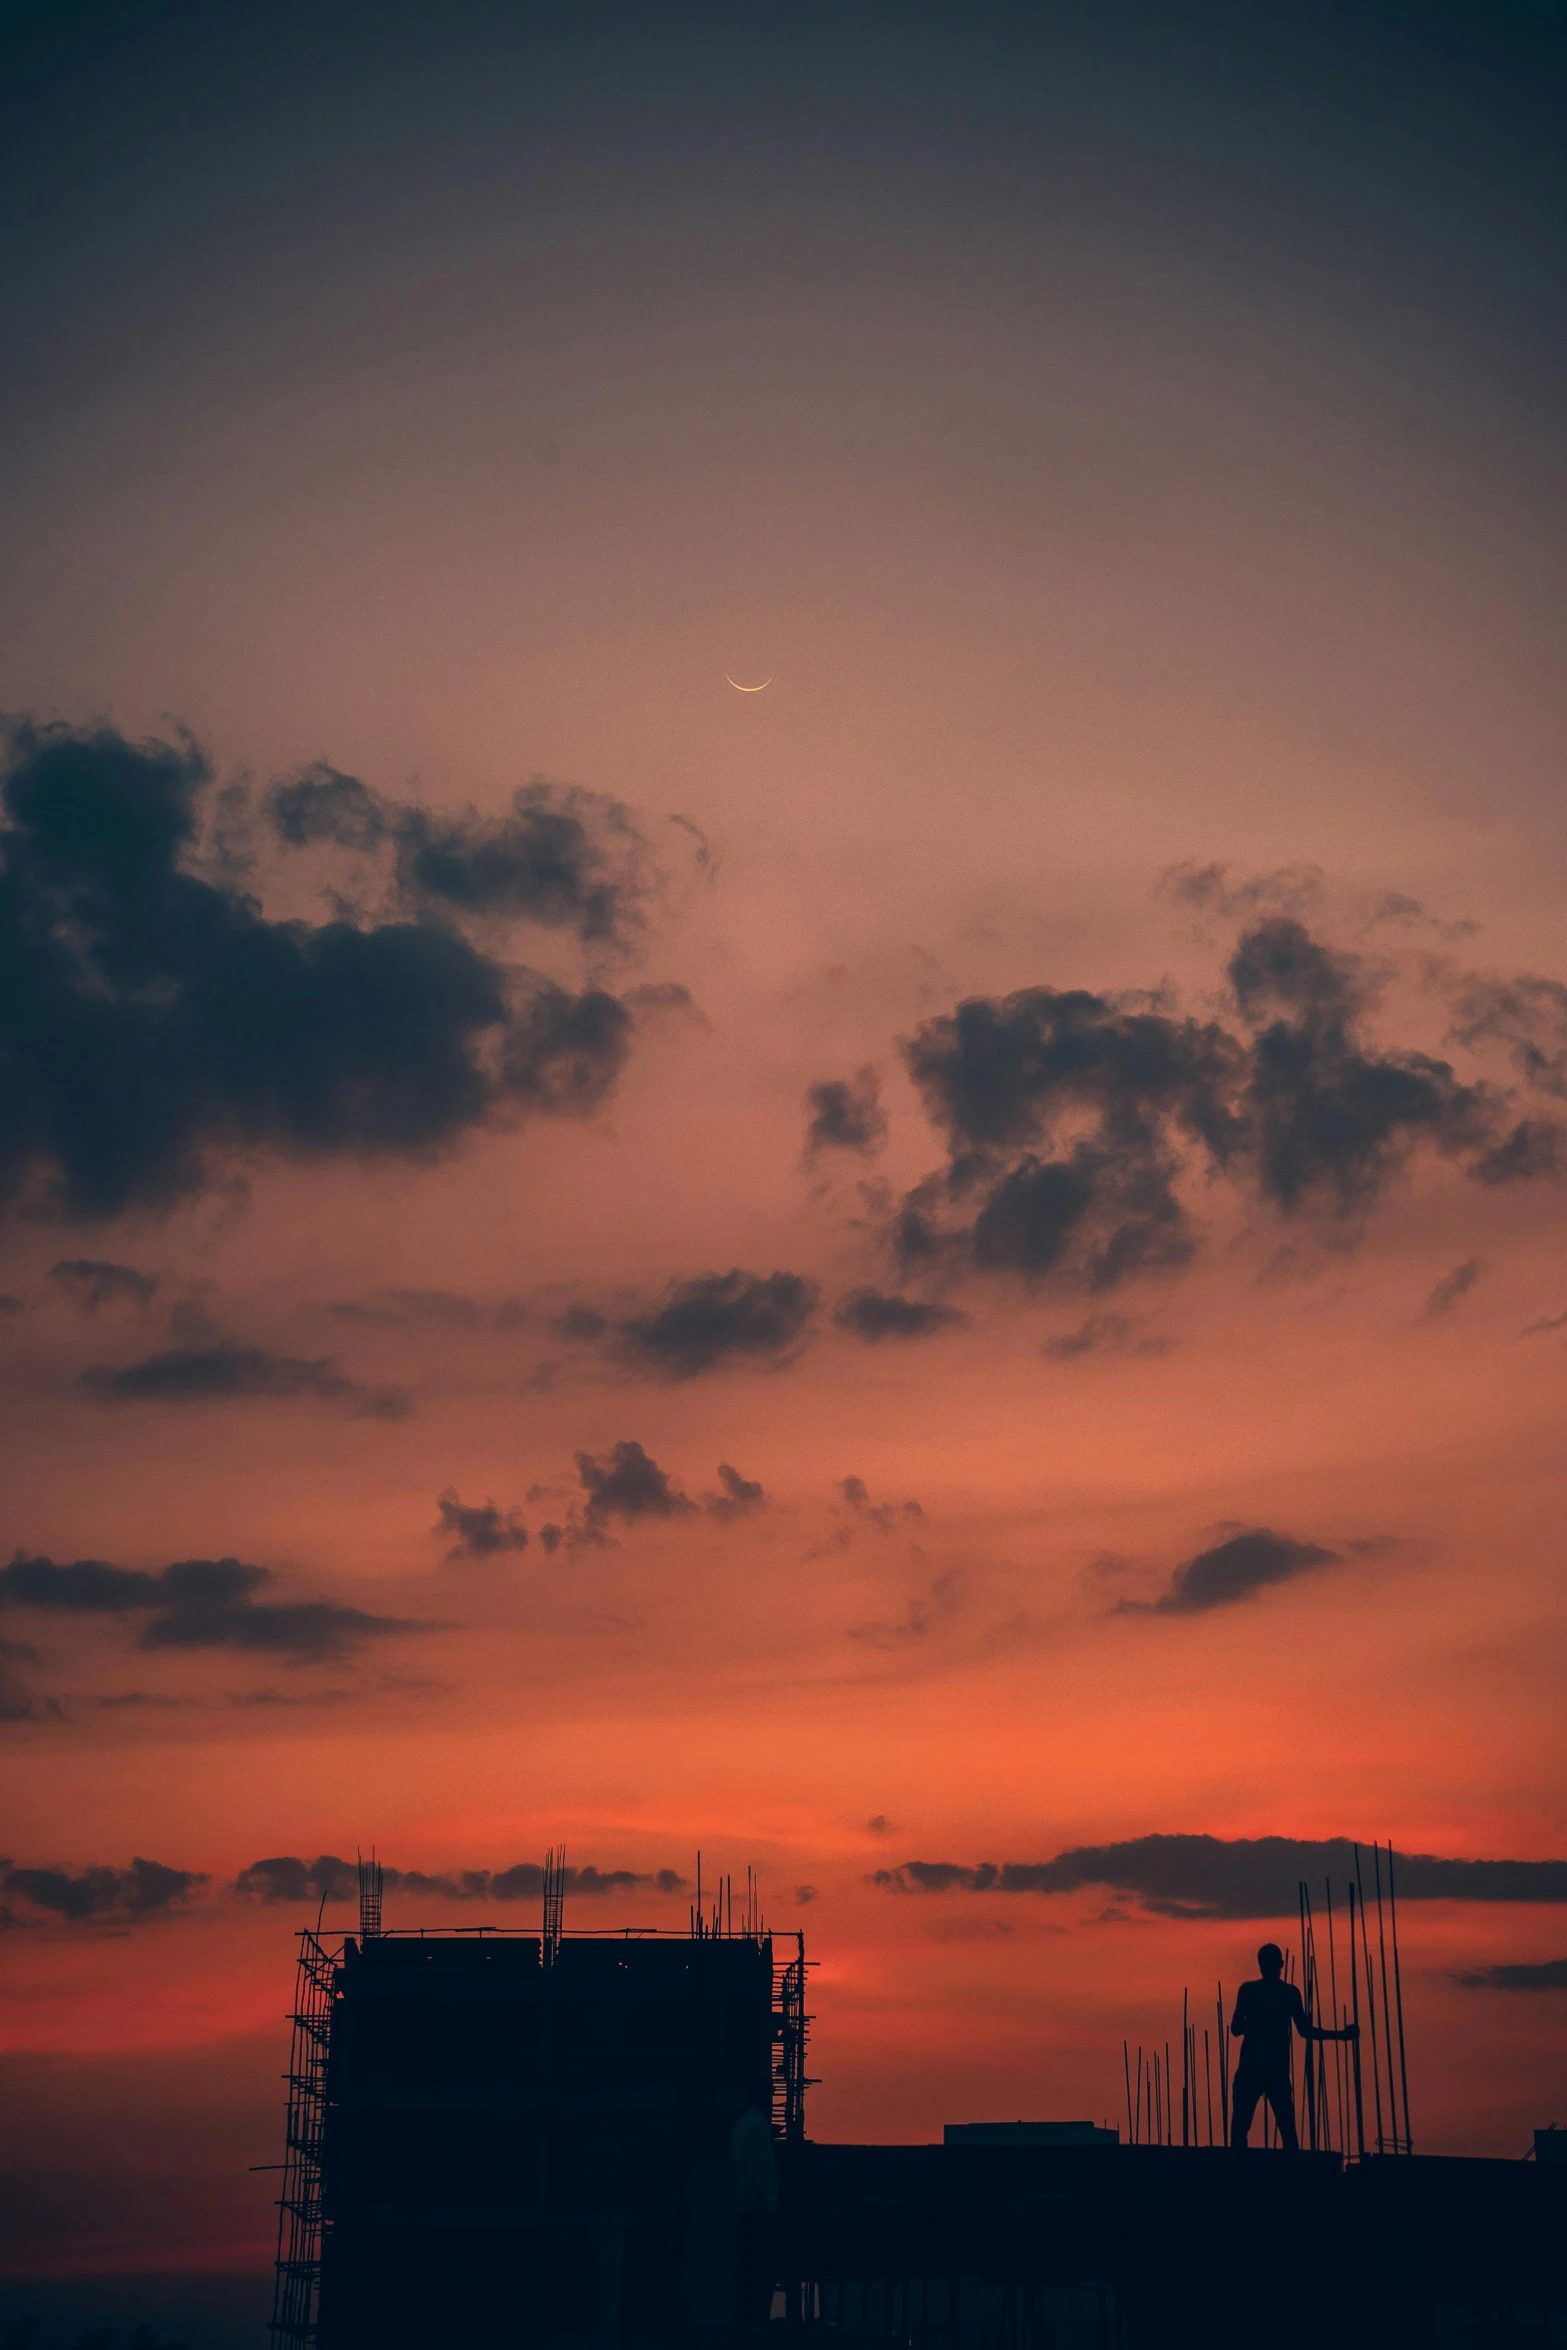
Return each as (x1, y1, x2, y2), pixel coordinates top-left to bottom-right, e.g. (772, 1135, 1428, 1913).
(1291, 1988, 1358, 2043)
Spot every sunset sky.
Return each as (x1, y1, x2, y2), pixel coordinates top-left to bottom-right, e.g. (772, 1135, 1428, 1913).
(2, 0, 1565, 2306)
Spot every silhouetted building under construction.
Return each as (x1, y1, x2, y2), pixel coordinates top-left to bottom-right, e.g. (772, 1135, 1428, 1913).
(269, 1863, 1564, 2350)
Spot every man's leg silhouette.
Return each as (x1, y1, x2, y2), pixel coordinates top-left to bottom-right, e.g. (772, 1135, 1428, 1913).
(1231, 2069, 1299, 2150)
(1264, 2074, 1299, 2153)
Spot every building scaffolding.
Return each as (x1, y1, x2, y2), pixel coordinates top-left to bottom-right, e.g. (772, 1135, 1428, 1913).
(774, 1931, 814, 2145)
(267, 1856, 814, 2350)
(268, 1927, 340, 2350)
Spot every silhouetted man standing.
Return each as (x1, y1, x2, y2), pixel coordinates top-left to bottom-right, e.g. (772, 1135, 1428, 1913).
(1229, 1942, 1357, 2150)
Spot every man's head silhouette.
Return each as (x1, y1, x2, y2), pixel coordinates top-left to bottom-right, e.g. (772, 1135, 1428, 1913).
(1257, 1943, 1284, 1977)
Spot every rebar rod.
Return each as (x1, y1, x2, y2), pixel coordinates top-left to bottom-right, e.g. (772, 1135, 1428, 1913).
(1348, 1884, 1366, 2159)
(1387, 1843, 1413, 2155)
(1354, 1848, 1385, 2154)
(1372, 1842, 1397, 2153)
(1325, 1878, 1345, 2155)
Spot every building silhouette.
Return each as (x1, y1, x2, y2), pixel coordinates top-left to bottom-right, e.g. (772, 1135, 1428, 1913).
(269, 1865, 1564, 2350)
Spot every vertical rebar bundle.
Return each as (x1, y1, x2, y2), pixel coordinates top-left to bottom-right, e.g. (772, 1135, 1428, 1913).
(542, 1845, 566, 1967)
(356, 1850, 382, 1942)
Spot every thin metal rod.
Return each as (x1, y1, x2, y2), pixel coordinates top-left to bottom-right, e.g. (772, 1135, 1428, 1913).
(1188, 2021, 1197, 2150)
(1348, 1883, 1366, 2159)
(1302, 1882, 1325, 2152)
(1124, 2040, 1134, 2144)
(1373, 1841, 1397, 2152)
(1325, 1878, 1345, 2155)
(1354, 1847, 1385, 2154)
(1297, 1885, 1311, 2149)
(1387, 1842, 1413, 2155)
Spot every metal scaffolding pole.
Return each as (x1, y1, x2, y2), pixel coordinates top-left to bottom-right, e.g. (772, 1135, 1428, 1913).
(268, 1929, 339, 2350)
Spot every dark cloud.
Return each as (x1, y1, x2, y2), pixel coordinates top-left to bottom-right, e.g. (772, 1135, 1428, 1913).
(81, 1341, 410, 1419)
(705, 1463, 765, 1520)
(900, 981, 1241, 1287)
(871, 1833, 1567, 1918)
(269, 766, 650, 946)
(1118, 1527, 1338, 1616)
(1426, 1258, 1481, 1315)
(841, 1475, 924, 1532)
(805, 1067, 887, 1157)
(833, 1288, 966, 1342)
(1159, 861, 1324, 922)
(576, 1440, 693, 1528)
(0, 721, 643, 1224)
(1469, 1118, 1567, 1183)
(906, 986, 1241, 1162)
(0, 1293, 20, 1313)
(0, 1636, 59, 1723)
(622, 980, 697, 1017)
(1383, 895, 1478, 942)
(1452, 1957, 1567, 1991)
(1, 1857, 204, 1924)
(1230, 920, 1488, 1212)
(49, 1258, 157, 1311)
(1450, 969, 1567, 1099)
(499, 983, 633, 1115)
(1041, 1312, 1167, 1361)
(0, 1555, 161, 1613)
(894, 916, 1546, 1296)
(435, 1488, 529, 1561)
(233, 1853, 357, 1904)
(0, 1553, 427, 1660)
(235, 1855, 688, 1903)
(617, 1269, 818, 1378)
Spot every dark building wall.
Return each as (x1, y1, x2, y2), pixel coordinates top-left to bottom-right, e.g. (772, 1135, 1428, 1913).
(316, 1933, 777, 2350)
(772, 2144, 1567, 2350)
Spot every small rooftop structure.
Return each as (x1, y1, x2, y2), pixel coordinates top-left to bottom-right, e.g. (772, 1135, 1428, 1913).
(943, 2120, 1117, 2148)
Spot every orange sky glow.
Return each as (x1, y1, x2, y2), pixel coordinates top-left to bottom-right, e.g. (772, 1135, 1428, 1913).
(2, 0, 1565, 2292)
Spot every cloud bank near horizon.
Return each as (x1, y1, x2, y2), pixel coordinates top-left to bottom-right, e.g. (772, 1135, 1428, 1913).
(872, 1834, 1567, 1917)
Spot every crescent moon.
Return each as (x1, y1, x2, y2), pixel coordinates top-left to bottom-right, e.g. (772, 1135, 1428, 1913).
(726, 674, 773, 693)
